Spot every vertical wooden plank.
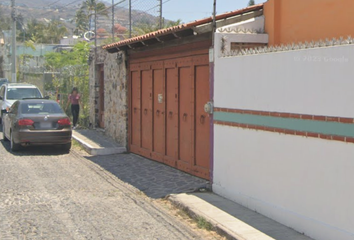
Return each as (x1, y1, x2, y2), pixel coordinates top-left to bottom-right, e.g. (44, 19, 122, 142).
(131, 71, 141, 148)
(165, 67, 178, 167)
(152, 68, 165, 161)
(194, 64, 210, 178)
(141, 70, 153, 151)
(178, 65, 193, 172)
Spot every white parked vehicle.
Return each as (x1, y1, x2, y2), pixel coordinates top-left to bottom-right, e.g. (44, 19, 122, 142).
(0, 83, 43, 123)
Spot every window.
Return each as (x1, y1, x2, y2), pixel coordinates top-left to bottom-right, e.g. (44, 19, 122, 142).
(20, 102, 64, 115)
(6, 88, 42, 100)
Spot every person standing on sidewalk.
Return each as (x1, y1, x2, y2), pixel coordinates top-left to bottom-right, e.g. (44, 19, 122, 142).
(66, 87, 82, 129)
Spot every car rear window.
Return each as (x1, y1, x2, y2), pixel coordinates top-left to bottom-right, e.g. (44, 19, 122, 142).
(21, 102, 64, 114)
(7, 88, 42, 100)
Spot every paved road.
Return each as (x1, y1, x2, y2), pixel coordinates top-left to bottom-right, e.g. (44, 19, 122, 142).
(0, 136, 213, 239)
(86, 154, 208, 199)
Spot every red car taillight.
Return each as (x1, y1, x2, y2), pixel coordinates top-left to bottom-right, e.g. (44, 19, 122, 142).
(58, 118, 71, 126)
(18, 119, 34, 126)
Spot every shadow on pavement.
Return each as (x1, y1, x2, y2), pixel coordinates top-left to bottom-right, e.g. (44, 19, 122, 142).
(189, 193, 314, 240)
(0, 124, 71, 156)
(85, 154, 209, 199)
(0, 140, 71, 156)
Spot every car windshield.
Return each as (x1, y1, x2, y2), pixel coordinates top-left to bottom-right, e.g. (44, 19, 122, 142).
(6, 88, 42, 100)
(21, 102, 64, 115)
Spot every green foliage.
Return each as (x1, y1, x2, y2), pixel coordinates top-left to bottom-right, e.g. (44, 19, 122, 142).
(101, 36, 123, 45)
(44, 41, 91, 127)
(196, 217, 213, 231)
(248, 0, 256, 6)
(74, 8, 89, 35)
(0, 5, 11, 31)
(74, 0, 108, 35)
(23, 40, 36, 50)
(20, 19, 68, 44)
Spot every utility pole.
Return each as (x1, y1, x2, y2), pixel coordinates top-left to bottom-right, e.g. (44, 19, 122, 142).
(111, 0, 114, 42)
(159, 0, 162, 29)
(209, 0, 217, 182)
(129, 0, 132, 38)
(212, 0, 217, 47)
(94, 2, 97, 56)
(11, 0, 17, 83)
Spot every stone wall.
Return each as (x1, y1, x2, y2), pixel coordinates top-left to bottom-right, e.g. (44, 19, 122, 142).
(89, 47, 128, 148)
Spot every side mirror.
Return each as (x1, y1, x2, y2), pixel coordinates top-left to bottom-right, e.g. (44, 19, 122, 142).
(44, 96, 50, 99)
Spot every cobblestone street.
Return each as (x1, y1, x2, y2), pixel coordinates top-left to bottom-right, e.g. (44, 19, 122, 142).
(0, 136, 217, 240)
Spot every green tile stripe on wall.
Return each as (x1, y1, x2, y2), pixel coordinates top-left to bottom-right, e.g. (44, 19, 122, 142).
(214, 111, 354, 138)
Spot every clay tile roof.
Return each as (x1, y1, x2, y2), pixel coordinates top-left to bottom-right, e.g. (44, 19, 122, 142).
(103, 3, 263, 50)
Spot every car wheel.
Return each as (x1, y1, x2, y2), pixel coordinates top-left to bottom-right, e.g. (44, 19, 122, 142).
(62, 142, 72, 153)
(10, 131, 20, 151)
(2, 123, 8, 141)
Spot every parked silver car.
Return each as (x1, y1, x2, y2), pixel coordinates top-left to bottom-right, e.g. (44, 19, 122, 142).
(2, 99, 72, 152)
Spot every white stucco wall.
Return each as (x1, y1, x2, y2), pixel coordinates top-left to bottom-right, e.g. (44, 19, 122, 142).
(213, 126, 354, 240)
(215, 45, 354, 118)
(213, 44, 354, 240)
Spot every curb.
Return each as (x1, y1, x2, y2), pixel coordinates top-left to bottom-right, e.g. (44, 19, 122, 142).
(168, 195, 239, 240)
(72, 134, 126, 156)
(168, 194, 275, 240)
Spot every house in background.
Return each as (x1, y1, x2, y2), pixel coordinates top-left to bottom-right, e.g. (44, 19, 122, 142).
(89, 0, 354, 239)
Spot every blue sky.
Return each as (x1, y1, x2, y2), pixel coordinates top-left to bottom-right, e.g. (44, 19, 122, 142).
(163, 0, 265, 23)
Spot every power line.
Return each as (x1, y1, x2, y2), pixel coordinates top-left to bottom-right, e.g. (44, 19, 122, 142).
(88, 0, 126, 16)
(45, 0, 63, 7)
(37, 0, 83, 17)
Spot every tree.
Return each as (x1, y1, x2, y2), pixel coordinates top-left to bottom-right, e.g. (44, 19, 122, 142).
(0, 5, 11, 31)
(74, 0, 108, 35)
(74, 8, 88, 35)
(248, 0, 256, 6)
(20, 19, 67, 44)
(46, 20, 68, 44)
(44, 41, 91, 126)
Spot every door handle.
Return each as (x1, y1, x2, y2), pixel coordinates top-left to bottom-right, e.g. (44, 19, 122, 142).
(169, 111, 173, 118)
(200, 115, 205, 124)
(183, 113, 187, 121)
(144, 109, 148, 115)
(134, 107, 137, 113)
(156, 110, 160, 116)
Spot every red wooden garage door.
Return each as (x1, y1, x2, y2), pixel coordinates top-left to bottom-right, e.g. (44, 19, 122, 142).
(129, 54, 210, 180)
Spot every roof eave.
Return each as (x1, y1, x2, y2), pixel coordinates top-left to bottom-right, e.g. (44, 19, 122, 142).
(103, 3, 264, 51)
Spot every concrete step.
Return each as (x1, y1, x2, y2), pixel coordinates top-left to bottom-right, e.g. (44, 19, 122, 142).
(72, 129, 126, 156)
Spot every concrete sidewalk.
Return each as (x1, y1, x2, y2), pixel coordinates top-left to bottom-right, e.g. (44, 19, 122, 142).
(169, 193, 313, 240)
(72, 129, 126, 156)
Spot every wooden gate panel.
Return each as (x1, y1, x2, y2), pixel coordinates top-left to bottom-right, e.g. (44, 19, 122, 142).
(131, 71, 141, 149)
(194, 64, 210, 179)
(164, 67, 178, 167)
(178, 66, 194, 173)
(152, 68, 165, 161)
(129, 53, 210, 180)
(141, 70, 153, 154)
